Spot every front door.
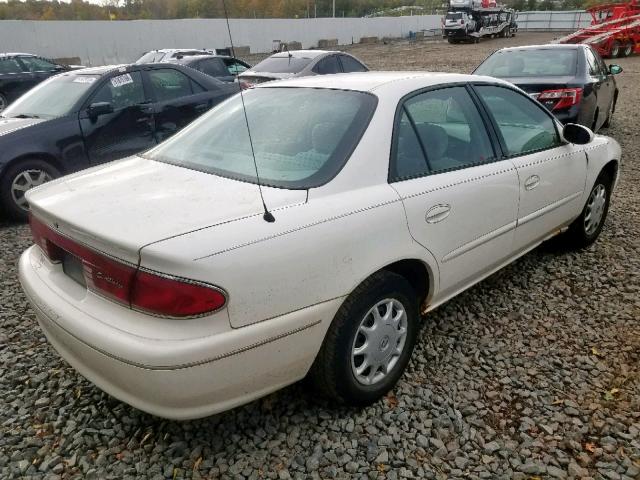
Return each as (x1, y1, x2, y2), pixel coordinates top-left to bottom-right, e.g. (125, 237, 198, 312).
(389, 85, 520, 298)
(80, 70, 156, 164)
(473, 84, 587, 252)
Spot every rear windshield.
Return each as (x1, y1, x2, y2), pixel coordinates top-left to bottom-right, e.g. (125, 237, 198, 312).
(144, 87, 377, 189)
(136, 51, 167, 64)
(446, 13, 463, 20)
(251, 56, 313, 74)
(475, 49, 578, 77)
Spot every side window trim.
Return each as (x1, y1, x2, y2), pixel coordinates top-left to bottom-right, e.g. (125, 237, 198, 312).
(388, 82, 501, 183)
(469, 82, 563, 159)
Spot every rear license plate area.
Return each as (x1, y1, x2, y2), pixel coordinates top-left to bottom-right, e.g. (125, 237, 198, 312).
(62, 251, 87, 288)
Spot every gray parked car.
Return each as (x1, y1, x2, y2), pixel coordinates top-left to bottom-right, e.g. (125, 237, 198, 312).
(238, 50, 368, 88)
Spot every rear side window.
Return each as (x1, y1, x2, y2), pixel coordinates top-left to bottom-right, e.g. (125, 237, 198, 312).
(475, 85, 561, 156)
(391, 86, 495, 181)
(149, 69, 194, 102)
(339, 55, 367, 73)
(91, 71, 145, 110)
(313, 56, 341, 74)
(0, 58, 22, 74)
(223, 58, 249, 75)
(198, 59, 228, 77)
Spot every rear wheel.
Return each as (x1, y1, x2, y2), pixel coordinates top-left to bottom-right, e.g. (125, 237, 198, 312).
(0, 159, 60, 221)
(602, 95, 616, 129)
(0, 93, 7, 112)
(622, 43, 633, 57)
(309, 271, 419, 406)
(562, 172, 612, 249)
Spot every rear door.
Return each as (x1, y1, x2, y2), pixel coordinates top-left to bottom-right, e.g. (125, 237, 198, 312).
(145, 67, 227, 142)
(80, 70, 157, 164)
(390, 85, 520, 299)
(473, 84, 587, 252)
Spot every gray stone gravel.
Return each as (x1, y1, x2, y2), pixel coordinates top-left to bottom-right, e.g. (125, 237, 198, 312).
(1, 32, 639, 479)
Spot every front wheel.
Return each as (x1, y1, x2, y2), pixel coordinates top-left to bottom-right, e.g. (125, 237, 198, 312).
(0, 159, 60, 221)
(562, 173, 612, 249)
(0, 92, 7, 112)
(308, 271, 419, 406)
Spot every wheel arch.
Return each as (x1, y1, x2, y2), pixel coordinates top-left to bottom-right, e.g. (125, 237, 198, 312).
(0, 152, 66, 183)
(600, 158, 619, 185)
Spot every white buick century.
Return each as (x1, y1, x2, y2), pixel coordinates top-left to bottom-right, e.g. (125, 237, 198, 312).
(19, 72, 620, 420)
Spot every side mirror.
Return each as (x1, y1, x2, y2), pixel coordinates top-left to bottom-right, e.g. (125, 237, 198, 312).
(563, 123, 594, 145)
(609, 64, 623, 75)
(88, 102, 113, 119)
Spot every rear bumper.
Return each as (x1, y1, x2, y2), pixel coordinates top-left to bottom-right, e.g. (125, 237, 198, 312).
(19, 246, 342, 419)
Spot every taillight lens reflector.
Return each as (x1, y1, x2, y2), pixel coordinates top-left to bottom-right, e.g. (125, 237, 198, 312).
(29, 214, 226, 317)
(538, 88, 583, 111)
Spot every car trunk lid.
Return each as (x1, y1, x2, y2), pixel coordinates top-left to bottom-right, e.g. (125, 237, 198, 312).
(27, 156, 307, 264)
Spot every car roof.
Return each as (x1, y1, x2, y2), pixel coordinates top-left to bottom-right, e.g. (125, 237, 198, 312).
(174, 54, 234, 62)
(0, 53, 36, 58)
(148, 48, 210, 53)
(494, 44, 585, 52)
(270, 49, 335, 59)
(261, 71, 511, 93)
(64, 63, 194, 76)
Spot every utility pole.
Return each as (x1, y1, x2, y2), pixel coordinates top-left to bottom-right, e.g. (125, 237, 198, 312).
(333, 0, 335, 17)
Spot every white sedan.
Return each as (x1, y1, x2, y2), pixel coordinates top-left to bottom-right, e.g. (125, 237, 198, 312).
(19, 72, 621, 420)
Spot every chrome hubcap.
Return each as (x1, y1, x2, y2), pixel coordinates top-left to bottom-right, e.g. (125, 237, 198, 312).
(11, 169, 52, 211)
(584, 184, 607, 236)
(351, 298, 408, 386)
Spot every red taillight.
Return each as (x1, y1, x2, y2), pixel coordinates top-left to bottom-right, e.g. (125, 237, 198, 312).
(131, 271, 226, 317)
(538, 88, 583, 111)
(29, 215, 226, 317)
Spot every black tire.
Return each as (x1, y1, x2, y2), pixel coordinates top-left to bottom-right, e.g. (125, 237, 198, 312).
(308, 271, 420, 406)
(610, 41, 621, 58)
(0, 159, 60, 221)
(562, 172, 613, 249)
(0, 92, 7, 112)
(622, 43, 633, 57)
(591, 108, 599, 132)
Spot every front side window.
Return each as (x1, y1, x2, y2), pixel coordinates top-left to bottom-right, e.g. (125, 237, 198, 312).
(145, 87, 377, 189)
(313, 56, 341, 74)
(149, 69, 193, 102)
(19, 56, 59, 72)
(391, 86, 495, 180)
(0, 58, 22, 74)
(475, 85, 561, 156)
(91, 71, 145, 110)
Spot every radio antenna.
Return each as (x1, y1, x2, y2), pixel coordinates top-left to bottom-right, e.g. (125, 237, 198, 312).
(222, 0, 275, 223)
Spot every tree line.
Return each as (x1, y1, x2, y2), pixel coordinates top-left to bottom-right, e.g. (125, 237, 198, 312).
(0, 0, 609, 21)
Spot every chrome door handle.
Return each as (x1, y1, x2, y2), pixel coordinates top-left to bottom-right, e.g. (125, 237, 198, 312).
(524, 175, 540, 191)
(425, 204, 451, 224)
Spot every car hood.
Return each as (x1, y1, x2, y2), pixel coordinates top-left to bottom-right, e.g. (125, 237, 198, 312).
(0, 116, 46, 137)
(26, 156, 307, 264)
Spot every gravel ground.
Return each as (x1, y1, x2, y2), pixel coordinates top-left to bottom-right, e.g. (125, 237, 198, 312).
(1, 32, 639, 480)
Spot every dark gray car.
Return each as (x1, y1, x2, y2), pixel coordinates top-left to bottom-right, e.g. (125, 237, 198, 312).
(238, 50, 368, 87)
(169, 54, 251, 83)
